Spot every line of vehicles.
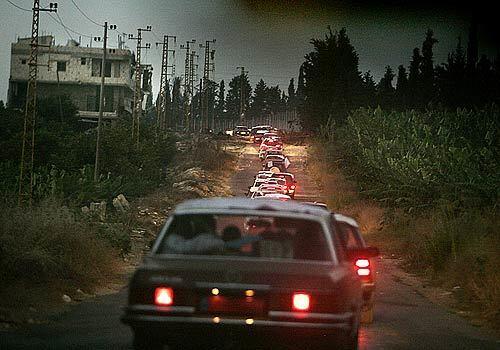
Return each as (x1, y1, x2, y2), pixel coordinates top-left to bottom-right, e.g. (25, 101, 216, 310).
(121, 126, 379, 349)
(246, 126, 295, 201)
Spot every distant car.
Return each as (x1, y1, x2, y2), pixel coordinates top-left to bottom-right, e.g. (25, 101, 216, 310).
(259, 147, 283, 160)
(257, 183, 288, 195)
(253, 193, 291, 201)
(260, 138, 283, 149)
(234, 125, 250, 138)
(261, 178, 288, 194)
(247, 177, 270, 196)
(262, 154, 290, 172)
(270, 172, 297, 198)
(122, 198, 377, 349)
(255, 171, 274, 179)
(333, 213, 378, 324)
(263, 132, 279, 139)
(250, 126, 271, 143)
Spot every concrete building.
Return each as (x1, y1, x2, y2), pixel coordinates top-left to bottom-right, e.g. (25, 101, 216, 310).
(8, 36, 135, 122)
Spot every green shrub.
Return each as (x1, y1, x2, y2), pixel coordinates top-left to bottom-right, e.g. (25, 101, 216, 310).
(336, 106, 499, 208)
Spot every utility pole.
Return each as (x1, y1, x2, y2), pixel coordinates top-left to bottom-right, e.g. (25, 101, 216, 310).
(236, 66, 248, 125)
(93, 22, 117, 182)
(189, 50, 199, 131)
(129, 26, 151, 146)
(180, 40, 195, 131)
(199, 39, 216, 131)
(18, 0, 58, 206)
(155, 35, 176, 137)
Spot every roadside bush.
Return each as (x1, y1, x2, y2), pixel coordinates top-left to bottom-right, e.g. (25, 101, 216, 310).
(0, 199, 119, 285)
(0, 104, 178, 205)
(93, 222, 131, 255)
(323, 105, 500, 325)
(379, 207, 500, 323)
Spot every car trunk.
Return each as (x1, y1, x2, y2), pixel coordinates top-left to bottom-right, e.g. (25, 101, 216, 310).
(130, 256, 355, 316)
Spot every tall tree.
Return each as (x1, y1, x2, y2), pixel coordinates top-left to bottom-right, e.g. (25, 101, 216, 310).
(436, 37, 466, 107)
(362, 71, 377, 107)
(170, 77, 183, 128)
(225, 73, 252, 120)
(466, 22, 479, 71)
(395, 65, 409, 109)
(408, 47, 423, 108)
(421, 29, 438, 106)
(248, 79, 268, 122)
(287, 78, 296, 108)
(377, 66, 396, 110)
(215, 79, 225, 118)
(267, 85, 283, 114)
(301, 27, 364, 129)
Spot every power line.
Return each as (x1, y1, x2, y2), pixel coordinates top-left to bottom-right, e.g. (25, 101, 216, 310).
(47, 12, 93, 39)
(5, 0, 30, 12)
(55, 12, 74, 41)
(69, 0, 102, 27)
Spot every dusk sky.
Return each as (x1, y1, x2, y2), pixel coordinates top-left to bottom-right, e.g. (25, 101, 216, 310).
(0, 0, 497, 102)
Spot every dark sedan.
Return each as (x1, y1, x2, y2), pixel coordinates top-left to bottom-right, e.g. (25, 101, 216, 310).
(122, 198, 377, 349)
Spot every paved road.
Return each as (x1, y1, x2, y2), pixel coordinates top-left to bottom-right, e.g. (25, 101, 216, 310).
(1, 141, 498, 349)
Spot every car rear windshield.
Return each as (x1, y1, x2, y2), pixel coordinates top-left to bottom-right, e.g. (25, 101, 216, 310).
(156, 214, 331, 261)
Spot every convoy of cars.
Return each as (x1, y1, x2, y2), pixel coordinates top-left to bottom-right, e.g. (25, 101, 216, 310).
(122, 125, 379, 349)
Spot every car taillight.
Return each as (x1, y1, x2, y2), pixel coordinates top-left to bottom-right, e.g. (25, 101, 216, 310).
(289, 185, 296, 190)
(355, 259, 371, 276)
(292, 293, 310, 311)
(155, 287, 174, 306)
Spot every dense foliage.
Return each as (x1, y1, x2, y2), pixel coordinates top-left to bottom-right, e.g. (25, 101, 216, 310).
(337, 107, 499, 208)
(0, 96, 177, 206)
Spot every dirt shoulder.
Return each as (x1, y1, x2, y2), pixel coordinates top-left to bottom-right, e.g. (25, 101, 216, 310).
(306, 140, 499, 334)
(0, 138, 244, 330)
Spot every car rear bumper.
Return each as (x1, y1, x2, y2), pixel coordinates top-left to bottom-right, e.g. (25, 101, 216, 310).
(122, 306, 353, 342)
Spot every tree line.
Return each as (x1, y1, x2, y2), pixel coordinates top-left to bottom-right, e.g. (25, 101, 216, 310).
(157, 71, 300, 128)
(298, 24, 500, 130)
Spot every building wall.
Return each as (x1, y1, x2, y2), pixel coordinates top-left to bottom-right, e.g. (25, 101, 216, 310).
(8, 36, 134, 116)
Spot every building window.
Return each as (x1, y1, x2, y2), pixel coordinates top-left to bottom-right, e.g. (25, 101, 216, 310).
(91, 59, 111, 77)
(104, 61, 112, 77)
(57, 61, 66, 72)
(113, 62, 120, 78)
(92, 58, 101, 77)
(81, 57, 86, 65)
(21, 59, 27, 65)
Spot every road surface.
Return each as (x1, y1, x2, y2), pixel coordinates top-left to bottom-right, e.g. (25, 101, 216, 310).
(1, 141, 498, 349)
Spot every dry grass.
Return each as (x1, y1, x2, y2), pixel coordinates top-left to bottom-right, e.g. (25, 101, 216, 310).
(0, 199, 122, 290)
(307, 141, 385, 238)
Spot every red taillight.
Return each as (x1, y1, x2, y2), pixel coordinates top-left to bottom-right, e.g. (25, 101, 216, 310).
(292, 293, 310, 311)
(357, 268, 370, 276)
(290, 185, 296, 190)
(356, 259, 369, 268)
(355, 259, 371, 276)
(154, 287, 174, 306)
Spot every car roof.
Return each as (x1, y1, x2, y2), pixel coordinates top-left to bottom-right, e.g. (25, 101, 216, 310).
(333, 213, 359, 228)
(175, 197, 331, 217)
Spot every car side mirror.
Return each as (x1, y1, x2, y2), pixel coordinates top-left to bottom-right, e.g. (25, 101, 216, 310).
(347, 246, 379, 260)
